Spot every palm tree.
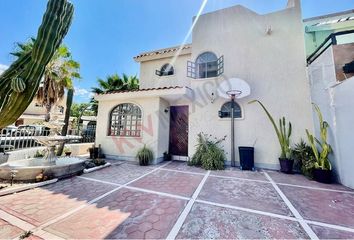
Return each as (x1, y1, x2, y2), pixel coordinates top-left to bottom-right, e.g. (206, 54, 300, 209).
(12, 40, 81, 122)
(91, 74, 139, 114)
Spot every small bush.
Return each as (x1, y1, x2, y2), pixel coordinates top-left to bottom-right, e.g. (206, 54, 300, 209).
(84, 159, 106, 169)
(84, 161, 96, 169)
(137, 145, 153, 166)
(189, 133, 226, 170)
(92, 158, 106, 166)
(34, 150, 45, 158)
(293, 139, 316, 178)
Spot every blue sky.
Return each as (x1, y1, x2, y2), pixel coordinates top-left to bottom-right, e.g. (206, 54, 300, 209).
(0, 0, 353, 103)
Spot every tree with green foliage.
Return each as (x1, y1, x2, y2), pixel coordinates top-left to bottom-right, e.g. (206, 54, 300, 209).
(0, 0, 74, 128)
(91, 74, 139, 114)
(70, 103, 94, 131)
(12, 41, 81, 122)
(70, 103, 94, 118)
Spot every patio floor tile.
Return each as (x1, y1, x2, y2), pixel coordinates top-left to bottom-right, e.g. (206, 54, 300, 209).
(176, 203, 308, 239)
(162, 161, 207, 174)
(198, 176, 292, 216)
(129, 169, 204, 197)
(211, 167, 268, 181)
(45, 188, 186, 239)
(83, 163, 155, 185)
(280, 185, 354, 228)
(0, 218, 23, 239)
(267, 171, 353, 191)
(0, 177, 115, 226)
(310, 224, 354, 239)
(104, 159, 126, 165)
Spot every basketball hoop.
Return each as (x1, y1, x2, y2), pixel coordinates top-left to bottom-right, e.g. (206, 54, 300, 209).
(217, 78, 251, 168)
(226, 90, 242, 99)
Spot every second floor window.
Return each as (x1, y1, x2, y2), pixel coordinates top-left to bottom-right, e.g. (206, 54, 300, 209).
(196, 52, 218, 78)
(187, 52, 224, 79)
(156, 64, 174, 76)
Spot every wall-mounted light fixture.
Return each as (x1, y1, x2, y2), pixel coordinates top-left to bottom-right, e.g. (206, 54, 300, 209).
(210, 92, 216, 104)
(266, 25, 272, 35)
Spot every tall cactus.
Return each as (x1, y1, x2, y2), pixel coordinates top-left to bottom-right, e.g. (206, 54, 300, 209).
(0, 0, 74, 128)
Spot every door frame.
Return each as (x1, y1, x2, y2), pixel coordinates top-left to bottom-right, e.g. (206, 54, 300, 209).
(168, 105, 189, 160)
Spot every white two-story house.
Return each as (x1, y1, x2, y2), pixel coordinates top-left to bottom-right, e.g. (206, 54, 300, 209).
(95, 0, 314, 169)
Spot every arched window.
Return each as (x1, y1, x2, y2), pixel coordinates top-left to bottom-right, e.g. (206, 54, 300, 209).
(196, 52, 218, 78)
(219, 101, 242, 118)
(109, 103, 142, 137)
(156, 64, 174, 76)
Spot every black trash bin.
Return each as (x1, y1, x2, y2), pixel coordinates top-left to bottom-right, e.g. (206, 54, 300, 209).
(238, 146, 254, 171)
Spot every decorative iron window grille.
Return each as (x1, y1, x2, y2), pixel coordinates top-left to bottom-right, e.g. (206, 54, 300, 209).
(156, 64, 174, 76)
(187, 52, 224, 79)
(109, 103, 142, 137)
(218, 101, 242, 118)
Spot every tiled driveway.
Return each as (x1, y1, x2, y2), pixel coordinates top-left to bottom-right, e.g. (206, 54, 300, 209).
(1, 161, 354, 239)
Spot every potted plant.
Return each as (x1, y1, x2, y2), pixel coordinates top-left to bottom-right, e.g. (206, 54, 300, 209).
(306, 104, 333, 184)
(293, 139, 316, 178)
(249, 100, 293, 173)
(64, 146, 71, 157)
(163, 151, 171, 161)
(136, 145, 153, 166)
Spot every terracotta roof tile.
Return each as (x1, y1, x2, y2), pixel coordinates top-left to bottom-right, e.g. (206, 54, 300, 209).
(134, 44, 191, 60)
(98, 86, 184, 95)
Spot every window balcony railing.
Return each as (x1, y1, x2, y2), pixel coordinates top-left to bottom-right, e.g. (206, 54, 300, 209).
(187, 55, 224, 79)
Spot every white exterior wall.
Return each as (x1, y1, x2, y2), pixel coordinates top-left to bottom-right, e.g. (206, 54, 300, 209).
(185, 2, 314, 168)
(96, 0, 315, 169)
(95, 97, 167, 163)
(139, 54, 191, 89)
(157, 98, 170, 157)
(309, 45, 354, 188)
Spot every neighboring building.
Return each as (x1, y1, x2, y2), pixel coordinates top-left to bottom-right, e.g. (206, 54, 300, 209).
(0, 65, 66, 126)
(15, 99, 66, 126)
(95, 0, 314, 169)
(307, 22, 354, 187)
(304, 9, 354, 57)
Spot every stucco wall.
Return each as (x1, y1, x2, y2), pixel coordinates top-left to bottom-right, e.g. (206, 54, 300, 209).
(309, 45, 354, 188)
(139, 54, 191, 89)
(95, 97, 166, 163)
(157, 98, 170, 158)
(96, 1, 315, 169)
(184, 2, 314, 168)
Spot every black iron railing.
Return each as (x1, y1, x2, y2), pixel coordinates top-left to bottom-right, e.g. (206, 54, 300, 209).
(307, 29, 354, 65)
(0, 127, 96, 153)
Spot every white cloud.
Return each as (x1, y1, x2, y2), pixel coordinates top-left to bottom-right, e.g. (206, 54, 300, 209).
(0, 64, 8, 74)
(74, 87, 94, 98)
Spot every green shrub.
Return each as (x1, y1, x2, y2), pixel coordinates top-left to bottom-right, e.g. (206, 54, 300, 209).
(137, 145, 153, 166)
(92, 158, 106, 166)
(189, 133, 226, 170)
(293, 139, 316, 178)
(34, 150, 45, 158)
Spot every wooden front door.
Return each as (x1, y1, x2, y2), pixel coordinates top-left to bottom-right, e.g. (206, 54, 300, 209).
(169, 106, 189, 156)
